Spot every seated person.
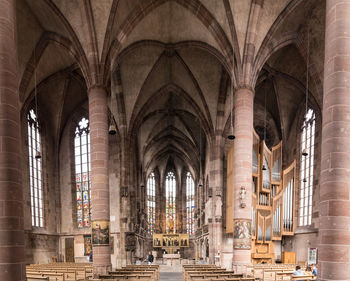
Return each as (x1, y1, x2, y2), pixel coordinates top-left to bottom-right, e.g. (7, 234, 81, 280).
(89, 251, 93, 262)
(293, 265, 305, 276)
(312, 265, 318, 276)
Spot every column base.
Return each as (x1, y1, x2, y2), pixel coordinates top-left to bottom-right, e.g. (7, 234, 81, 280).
(93, 264, 112, 277)
(232, 248, 252, 275)
(220, 252, 233, 270)
(232, 262, 252, 276)
(93, 245, 112, 276)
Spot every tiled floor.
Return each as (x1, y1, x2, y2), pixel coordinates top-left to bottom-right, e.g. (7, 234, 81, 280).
(159, 272, 183, 281)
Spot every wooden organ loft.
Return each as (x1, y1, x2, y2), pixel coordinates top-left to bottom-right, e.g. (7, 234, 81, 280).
(226, 131, 296, 264)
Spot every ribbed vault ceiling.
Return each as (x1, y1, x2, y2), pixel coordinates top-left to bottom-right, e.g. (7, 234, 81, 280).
(17, 0, 325, 178)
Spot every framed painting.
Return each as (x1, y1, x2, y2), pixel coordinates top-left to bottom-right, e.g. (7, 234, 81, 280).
(84, 235, 92, 256)
(92, 220, 110, 245)
(233, 219, 252, 249)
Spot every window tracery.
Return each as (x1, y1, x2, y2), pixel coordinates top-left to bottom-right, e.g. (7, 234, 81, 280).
(147, 172, 156, 233)
(27, 109, 44, 227)
(186, 172, 195, 235)
(166, 171, 176, 233)
(299, 108, 315, 226)
(74, 117, 91, 228)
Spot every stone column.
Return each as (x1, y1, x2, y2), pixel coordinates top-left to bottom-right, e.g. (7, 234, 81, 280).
(232, 88, 254, 271)
(319, 1, 350, 280)
(0, 1, 25, 281)
(89, 86, 111, 275)
(209, 136, 224, 265)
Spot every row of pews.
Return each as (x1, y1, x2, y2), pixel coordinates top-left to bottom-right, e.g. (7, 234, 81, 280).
(183, 264, 317, 281)
(183, 265, 254, 281)
(26, 263, 93, 281)
(26, 263, 159, 281)
(91, 265, 159, 281)
(247, 264, 317, 281)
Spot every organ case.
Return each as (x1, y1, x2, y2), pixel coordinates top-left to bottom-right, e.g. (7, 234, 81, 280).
(225, 131, 296, 263)
(251, 132, 296, 263)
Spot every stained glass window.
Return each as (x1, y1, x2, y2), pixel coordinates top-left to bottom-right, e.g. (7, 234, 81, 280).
(27, 109, 44, 227)
(299, 108, 315, 226)
(166, 171, 176, 233)
(74, 117, 91, 228)
(186, 172, 195, 235)
(147, 173, 156, 233)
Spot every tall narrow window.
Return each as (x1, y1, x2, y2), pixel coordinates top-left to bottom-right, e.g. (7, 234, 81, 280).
(166, 171, 176, 233)
(28, 109, 44, 227)
(186, 172, 195, 235)
(74, 117, 91, 228)
(147, 173, 156, 233)
(299, 108, 315, 226)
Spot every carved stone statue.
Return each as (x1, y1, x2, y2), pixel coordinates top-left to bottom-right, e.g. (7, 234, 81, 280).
(215, 196, 222, 217)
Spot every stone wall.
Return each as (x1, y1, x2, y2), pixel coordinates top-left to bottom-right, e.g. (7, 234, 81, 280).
(24, 232, 59, 264)
(21, 100, 61, 264)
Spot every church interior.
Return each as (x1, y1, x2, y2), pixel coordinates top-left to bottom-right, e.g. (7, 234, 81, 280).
(1, 0, 349, 280)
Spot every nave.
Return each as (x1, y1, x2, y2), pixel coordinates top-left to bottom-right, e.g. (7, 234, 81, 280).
(1, 0, 349, 280)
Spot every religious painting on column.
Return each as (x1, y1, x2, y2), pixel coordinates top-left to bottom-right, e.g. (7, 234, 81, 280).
(233, 219, 252, 249)
(92, 221, 110, 245)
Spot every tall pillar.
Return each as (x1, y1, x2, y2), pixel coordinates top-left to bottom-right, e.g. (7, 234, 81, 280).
(319, 1, 350, 280)
(89, 86, 111, 275)
(0, 1, 25, 281)
(232, 88, 254, 271)
(208, 136, 224, 265)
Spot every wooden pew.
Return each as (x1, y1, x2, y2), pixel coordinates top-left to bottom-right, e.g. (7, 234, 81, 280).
(26, 272, 65, 281)
(291, 275, 316, 281)
(26, 262, 93, 281)
(27, 277, 49, 281)
(183, 265, 253, 281)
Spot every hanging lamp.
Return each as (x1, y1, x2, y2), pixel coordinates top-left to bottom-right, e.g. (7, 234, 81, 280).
(108, 123, 117, 135)
(109, 60, 117, 135)
(228, 53, 235, 140)
(198, 118, 203, 188)
(34, 47, 41, 160)
(261, 84, 267, 171)
(302, 28, 310, 158)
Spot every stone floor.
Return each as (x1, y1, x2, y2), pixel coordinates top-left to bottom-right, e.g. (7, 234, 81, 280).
(158, 264, 182, 272)
(159, 272, 183, 281)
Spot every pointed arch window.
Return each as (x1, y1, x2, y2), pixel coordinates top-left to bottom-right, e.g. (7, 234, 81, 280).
(27, 109, 44, 227)
(74, 117, 91, 228)
(186, 172, 195, 235)
(166, 171, 176, 233)
(147, 173, 156, 233)
(299, 108, 315, 226)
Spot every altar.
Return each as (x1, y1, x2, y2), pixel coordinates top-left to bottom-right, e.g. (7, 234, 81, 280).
(163, 253, 181, 265)
(153, 233, 189, 248)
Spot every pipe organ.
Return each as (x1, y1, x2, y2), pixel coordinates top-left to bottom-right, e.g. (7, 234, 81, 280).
(251, 131, 295, 263)
(226, 131, 296, 264)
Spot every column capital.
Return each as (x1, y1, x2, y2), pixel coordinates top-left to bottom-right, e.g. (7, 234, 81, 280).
(88, 84, 108, 94)
(235, 86, 255, 96)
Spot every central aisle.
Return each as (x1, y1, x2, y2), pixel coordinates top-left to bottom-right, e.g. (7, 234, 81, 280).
(159, 264, 183, 280)
(159, 272, 183, 281)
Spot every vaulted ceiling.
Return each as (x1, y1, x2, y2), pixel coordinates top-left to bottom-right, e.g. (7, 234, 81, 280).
(17, 0, 325, 179)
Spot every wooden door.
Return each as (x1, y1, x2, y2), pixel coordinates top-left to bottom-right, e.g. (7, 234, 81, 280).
(282, 251, 296, 264)
(65, 238, 75, 262)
